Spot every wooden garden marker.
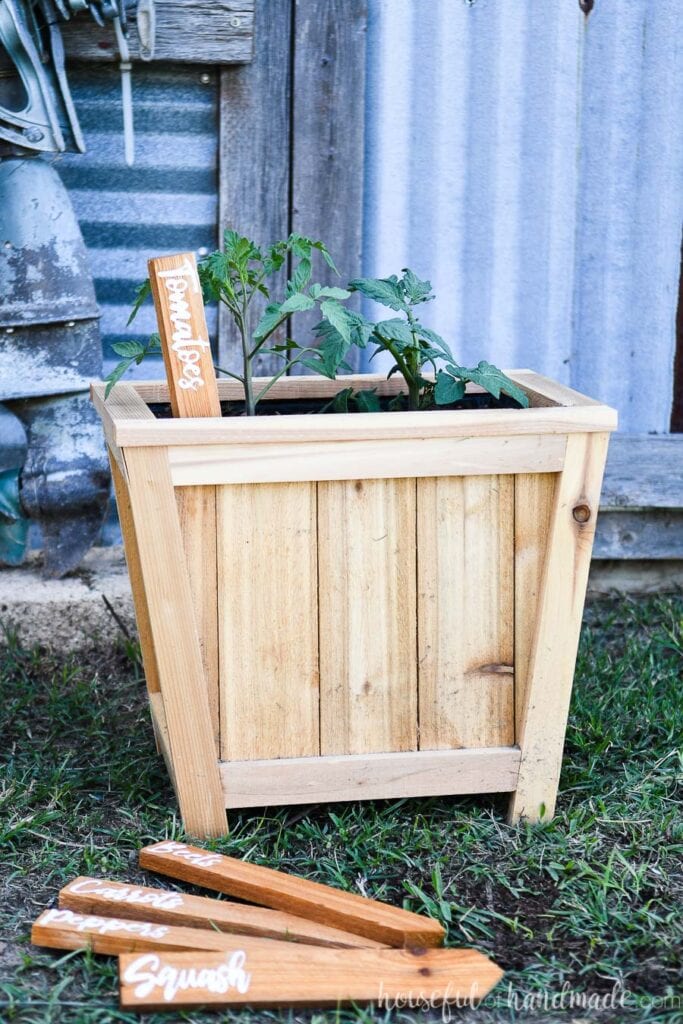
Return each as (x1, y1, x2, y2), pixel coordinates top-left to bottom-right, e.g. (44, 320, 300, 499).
(119, 946, 503, 1010)
(147, 251, 221, 418)
(139, 841, 446, 948)
(32, 908, 376, 959)
(59, 877, 386, 949)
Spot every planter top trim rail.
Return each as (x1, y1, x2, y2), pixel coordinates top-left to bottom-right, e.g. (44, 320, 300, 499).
(92, 371, 617, 449)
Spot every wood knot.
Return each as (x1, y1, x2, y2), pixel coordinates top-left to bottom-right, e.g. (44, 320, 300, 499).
(572, 503, 591, 523)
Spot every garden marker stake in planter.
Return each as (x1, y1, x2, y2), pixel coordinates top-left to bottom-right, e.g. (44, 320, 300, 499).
(59, 877, 387, 949)
(139, 841, 445, 948)
(118, 946, 503, 1011)
(147, 251, 221, 418)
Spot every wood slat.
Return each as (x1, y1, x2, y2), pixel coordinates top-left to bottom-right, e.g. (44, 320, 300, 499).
(119, 946, 503, 1010)
(125, 372, 602, 406)
(168, 434, 566, 486)
(63, 1, 254, 64)
(218, 747, 521, 807)
(109, 450, 161, 697)
(418, 476, 514, 750)
(514, 473, 558, 740)
(218, 0, 291, 373)
(508, 432, 611, 822)
(507, 370, 605, 408)
(600, 434, 683, 510)
(59, 877, 385, 949)
(289, 0, 367, 367)
(139, 841, 445, 947)
(318, 479, 417, 755)
(217, 482, 319, 761)
(123, 447, 226, 837)
(111, 405, 614, 447)
(176, 486, 219, 750)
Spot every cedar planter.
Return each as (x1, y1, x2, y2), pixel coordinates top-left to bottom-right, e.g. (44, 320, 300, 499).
(92, 372, 616, 837)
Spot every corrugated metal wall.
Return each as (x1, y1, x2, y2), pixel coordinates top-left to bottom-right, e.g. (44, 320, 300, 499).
(56, 62, 219, 376)
(362, 0, 683, 433)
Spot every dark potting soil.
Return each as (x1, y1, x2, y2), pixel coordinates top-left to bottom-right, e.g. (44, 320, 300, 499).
(147, 391, 524, 419)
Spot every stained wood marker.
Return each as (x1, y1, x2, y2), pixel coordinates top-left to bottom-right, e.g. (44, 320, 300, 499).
(147, 251, 221, 418)
(32, 908, 373, 959)
(139, 841, 445, 948)
(119, 946, 503, 1011)
(59, 877, 385, 949)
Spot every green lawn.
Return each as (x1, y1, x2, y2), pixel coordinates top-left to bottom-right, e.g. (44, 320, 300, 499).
(1, 596, 681, 1023)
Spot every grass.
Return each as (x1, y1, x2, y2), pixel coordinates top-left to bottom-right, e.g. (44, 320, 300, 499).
(0, 595, 681, 1023)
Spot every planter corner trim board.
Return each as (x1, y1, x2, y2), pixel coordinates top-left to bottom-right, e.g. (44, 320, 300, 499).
(91, 371, 616, 836)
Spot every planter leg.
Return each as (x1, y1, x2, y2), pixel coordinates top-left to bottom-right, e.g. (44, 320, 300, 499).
(123, 446, 227, 837)
(507, 432, 610, 824)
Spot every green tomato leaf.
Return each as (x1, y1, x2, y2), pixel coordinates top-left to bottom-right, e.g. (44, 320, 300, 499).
(312, 240, 339, 274)
(279, 292, 315, 315)
(448, 361, 530, 407)
(288, 257, 312, 295)
(416, 325, 455, 360)
(331, 388, 352, 413)
(354, 389, 381, 413)
(112, 341, 145, 358)
(127, 279, 152, 325)
(253, 302, 285, 342)
(434, 370, 466, 405)
(348, 276, 407, 311)
(401, 268, 433, 305)
(310, 284, 352, 301)
(320, 299, 352, 344)
(373, 318, 414, 348)
(298, 355, 337, 380)
(104, 358, 133, 398)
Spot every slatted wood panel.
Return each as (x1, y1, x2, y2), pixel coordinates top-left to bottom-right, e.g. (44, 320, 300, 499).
(176, 487, 219, 751)
(217, 482, 319, 761)
(514, 473, 557, 739)
(318, 479, 417, 755)
(417, 475, 514, 750)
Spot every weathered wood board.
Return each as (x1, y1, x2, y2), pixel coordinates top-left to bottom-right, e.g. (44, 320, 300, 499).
(119, 946, 503, 1010)
(139, 842, 445, 947)
(59, 877, 384, 949)
(289, 0, 367, 367)
(218, 0, 290, 372)
(63, 1, 254, 64)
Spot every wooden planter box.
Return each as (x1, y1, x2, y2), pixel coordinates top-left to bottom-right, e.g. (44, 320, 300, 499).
(92, 371, 616, 837)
